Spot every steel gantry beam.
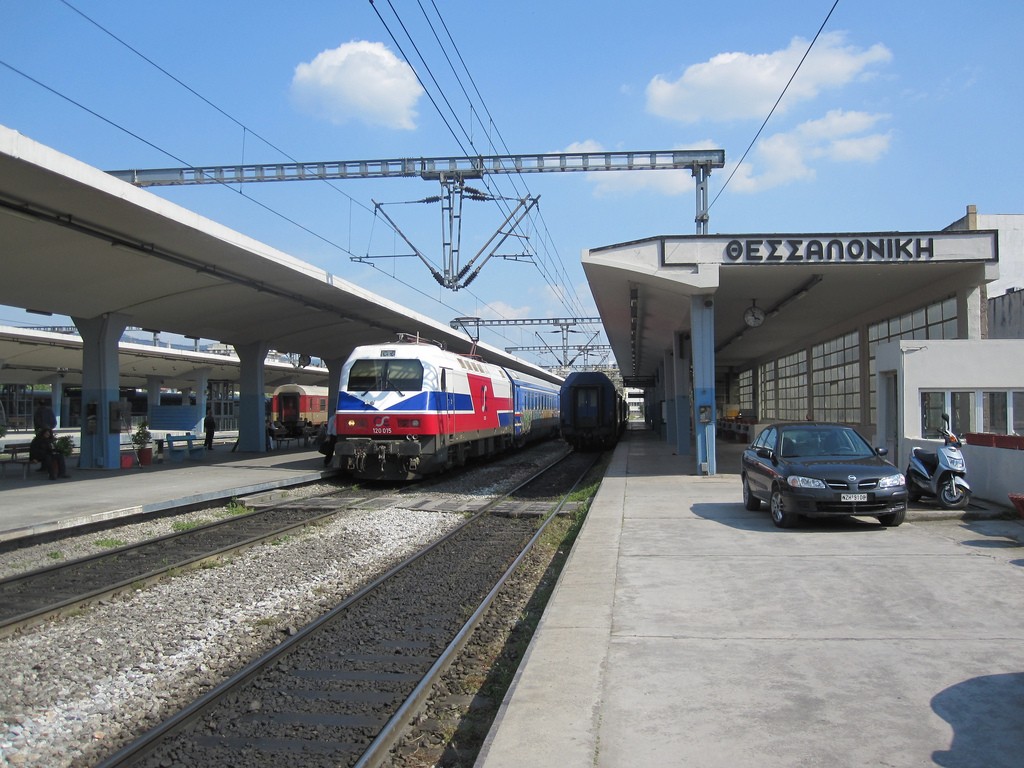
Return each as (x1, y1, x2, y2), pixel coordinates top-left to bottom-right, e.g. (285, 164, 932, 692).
(108, 149, 725, 289)
(449, 316, 608, 368)
(107, 150, 725, 187)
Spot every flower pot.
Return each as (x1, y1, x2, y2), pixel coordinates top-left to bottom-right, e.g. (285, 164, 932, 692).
(992, 434, 1022, 450)
(1009, 494, 1024, 518)
(964, 432, 995, 447)
(137, 447, 153, 466)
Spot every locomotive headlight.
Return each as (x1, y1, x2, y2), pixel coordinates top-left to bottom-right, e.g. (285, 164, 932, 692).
(346, 419, 358, 428)
(398, 418, 421, 427)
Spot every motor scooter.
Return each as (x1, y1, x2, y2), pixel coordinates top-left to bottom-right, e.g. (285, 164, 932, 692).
(906, 413, 970, 509)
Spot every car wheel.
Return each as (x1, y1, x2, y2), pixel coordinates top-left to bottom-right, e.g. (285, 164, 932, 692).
(742, 475, 761, 510)
(770, 487, 798, 528)
(877, 508, 906, 527)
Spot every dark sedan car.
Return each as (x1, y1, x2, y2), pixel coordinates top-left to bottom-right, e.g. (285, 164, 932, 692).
(741, 422, 908, 528)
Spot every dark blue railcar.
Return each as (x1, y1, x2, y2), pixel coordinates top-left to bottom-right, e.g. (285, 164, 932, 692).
(559, 371, 625, 451)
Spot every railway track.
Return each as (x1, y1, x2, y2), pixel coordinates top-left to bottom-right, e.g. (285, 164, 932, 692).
(0, 445, 577, 639)
(0, 493, 367, 637)
(93, 449, 599, 768)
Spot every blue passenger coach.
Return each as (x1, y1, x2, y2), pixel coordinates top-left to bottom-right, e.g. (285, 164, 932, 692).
(559, 371, 625, 450)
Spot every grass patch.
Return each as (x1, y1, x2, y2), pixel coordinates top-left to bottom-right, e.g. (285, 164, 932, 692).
(171, 519, 211, 532)
(93, 537, 126, 549)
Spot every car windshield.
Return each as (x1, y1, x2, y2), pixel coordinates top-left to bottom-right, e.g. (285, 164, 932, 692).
(777, 427, 874, 458)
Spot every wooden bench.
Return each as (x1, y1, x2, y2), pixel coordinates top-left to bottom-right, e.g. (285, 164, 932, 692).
(0, 443, 36, 479)
(165, 433, 206, 462)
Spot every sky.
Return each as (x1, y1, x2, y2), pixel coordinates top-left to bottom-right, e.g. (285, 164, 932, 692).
(1, 0, 1021, 369)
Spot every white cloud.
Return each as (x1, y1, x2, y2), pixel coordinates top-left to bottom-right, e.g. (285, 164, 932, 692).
(480, 300, 533, 320)
(290, 41, 423, 130)
(729, 109, 891, 192)
(646, 32, 892, 123)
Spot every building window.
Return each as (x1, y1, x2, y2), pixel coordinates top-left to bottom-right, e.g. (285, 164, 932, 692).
(921, 390, 977, 437)
(869, 297, 959, 425)
(812, 331, 860, 423)
(983, 392, 1008, 434)
(759, 363, 776, 420)
(760, 351, 807, 422)
(737, 369, 754, 414)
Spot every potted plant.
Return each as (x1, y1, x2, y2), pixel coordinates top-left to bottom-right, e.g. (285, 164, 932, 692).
(54, 435, 74, 457)
(132, 420, 153, 466)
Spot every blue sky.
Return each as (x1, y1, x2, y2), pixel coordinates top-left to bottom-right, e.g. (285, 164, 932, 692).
(1, 0, 1021, 368)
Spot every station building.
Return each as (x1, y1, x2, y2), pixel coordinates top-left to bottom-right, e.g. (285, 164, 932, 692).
(584, 207, 1024, 504)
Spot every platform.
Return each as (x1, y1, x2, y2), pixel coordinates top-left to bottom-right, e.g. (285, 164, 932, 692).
(0, 435, 334, 544)
(475, 427, 1024, 768)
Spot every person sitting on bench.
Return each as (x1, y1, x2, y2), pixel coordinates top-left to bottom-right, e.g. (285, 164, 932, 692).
(30, 428, 69, 480)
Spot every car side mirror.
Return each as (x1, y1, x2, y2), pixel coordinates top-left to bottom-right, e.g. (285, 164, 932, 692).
(875, 447, 888, 456)
(755, 446, 774, 460)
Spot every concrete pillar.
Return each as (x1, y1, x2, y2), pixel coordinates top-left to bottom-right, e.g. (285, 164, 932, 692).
(323, 356, 345, 429)
(664, 348, 676, 447)
(146, 375, 163, 421)
(957, 284, 984, 340)
(191, 367, 212, 434)
(73, 313, 129, 469)
(235, 341, 269, 452)
(691, 296, 717, 475)
(42, 374, 65, 429)
(674, 331, 692, 455)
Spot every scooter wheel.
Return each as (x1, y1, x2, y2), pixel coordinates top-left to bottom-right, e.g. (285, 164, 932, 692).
(938, 478, 969, 510)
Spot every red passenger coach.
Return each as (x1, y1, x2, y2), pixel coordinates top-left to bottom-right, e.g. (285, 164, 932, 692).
(271, 384, 330, 434)
(332, 337, 560, 480)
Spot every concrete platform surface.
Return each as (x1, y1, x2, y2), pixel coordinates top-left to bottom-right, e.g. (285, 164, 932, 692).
(476, 428, 1024, 768)
(0, 440, 333, 543)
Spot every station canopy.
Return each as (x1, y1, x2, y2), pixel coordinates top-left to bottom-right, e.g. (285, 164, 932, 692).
(0, 126, 559, 386)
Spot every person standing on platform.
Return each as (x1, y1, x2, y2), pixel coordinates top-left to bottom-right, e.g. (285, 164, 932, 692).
(204, 409, 216, 450)
(322, 414, 337, 467)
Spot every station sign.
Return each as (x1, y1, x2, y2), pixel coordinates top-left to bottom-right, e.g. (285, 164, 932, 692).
(660, 230, 998, 267)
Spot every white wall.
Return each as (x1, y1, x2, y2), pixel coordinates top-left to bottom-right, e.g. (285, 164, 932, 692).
(946, 210, 1024, 298)
(875, 339, 1024, 507)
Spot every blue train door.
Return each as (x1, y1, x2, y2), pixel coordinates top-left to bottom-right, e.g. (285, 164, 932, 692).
(574, 387, 600, 428)
(438, 368, 455, 444)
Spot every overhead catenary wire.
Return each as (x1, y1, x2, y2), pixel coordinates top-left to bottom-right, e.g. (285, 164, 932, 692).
(374, 0, 593, 322)
(709, 0, 842, 212)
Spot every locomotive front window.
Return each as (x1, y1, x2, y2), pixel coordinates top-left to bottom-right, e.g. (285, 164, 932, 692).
(347, 359, 424, 391)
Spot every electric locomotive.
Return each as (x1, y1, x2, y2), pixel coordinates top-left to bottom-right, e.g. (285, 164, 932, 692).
(331, 336, 560, 480)
(559, 371, 626, 450)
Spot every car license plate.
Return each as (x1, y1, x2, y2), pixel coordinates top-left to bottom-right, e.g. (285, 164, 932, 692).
(842, 493, 868, 502)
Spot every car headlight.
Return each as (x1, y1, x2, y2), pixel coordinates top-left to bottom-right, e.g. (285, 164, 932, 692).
(786, 475, 827, 490)
(878, 473, 905, 489)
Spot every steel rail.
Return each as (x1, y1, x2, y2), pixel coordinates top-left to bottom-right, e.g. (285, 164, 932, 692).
(0, 501, 350, 638)
(355, 449, 598, 767)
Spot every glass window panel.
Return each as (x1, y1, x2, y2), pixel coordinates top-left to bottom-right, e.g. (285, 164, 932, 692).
(921, 391, 946, 438)
(950, 391, 975, 435)
(983, 391, 1008, 434)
